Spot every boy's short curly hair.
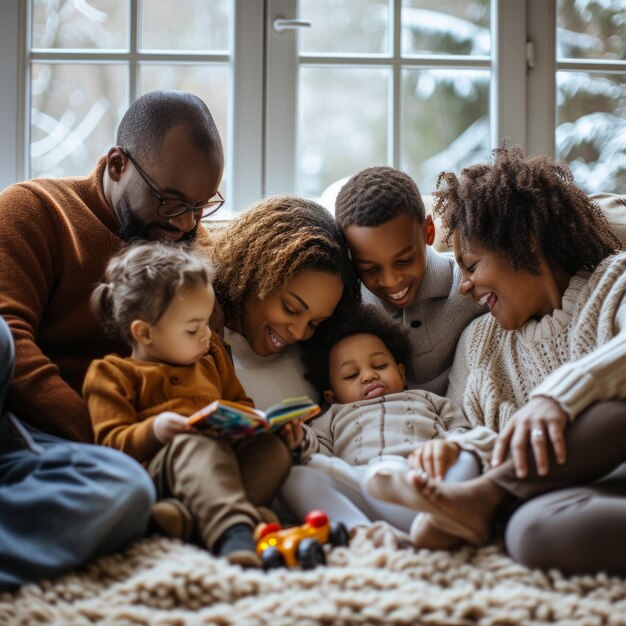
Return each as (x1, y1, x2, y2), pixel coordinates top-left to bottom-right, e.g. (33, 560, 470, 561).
(433, 145, 622, 275)
(211, 195, 359, 324)
(334, 166, 426, 229)
(301, 303, 411, 394)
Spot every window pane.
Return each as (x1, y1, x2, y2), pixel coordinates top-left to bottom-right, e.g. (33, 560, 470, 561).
(401, 68, 490, 194)
(299, 0, 389, 55)
(32, 0, 128, 50)
(140, 64, 230, 197)
(31, 63, 126, 178)
(140, 0, 230, 52)
(298, 67, 388, 199)
(402, 0, 490, 56)
(556, 72, 626, 194)
(557, 0, 625, 61)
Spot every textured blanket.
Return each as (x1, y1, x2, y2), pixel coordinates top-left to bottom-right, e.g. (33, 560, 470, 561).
(2, 531, 625, 626)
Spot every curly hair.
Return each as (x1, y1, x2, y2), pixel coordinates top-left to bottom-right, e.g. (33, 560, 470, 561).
(301, 302, 411, 394)
(211, 195, 359, 324)
(433, 145, 622, 275)
(335, 166, 426, 229)
(91, 241, 215, 345)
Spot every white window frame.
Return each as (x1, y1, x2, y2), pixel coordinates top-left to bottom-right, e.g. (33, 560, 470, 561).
(0, 0, 267, 212)
(266, 0, 529, 196)
(1, 1, 25, 190)
(270, 0, 625, 195)
(1, 1, 623, 199)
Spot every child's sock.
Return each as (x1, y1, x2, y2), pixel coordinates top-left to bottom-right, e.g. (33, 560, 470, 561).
(150, 498, 194, 541)
(213, 523, 261, 568)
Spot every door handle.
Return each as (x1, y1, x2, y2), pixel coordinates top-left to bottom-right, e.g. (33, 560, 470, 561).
(272, 17, 312, 34)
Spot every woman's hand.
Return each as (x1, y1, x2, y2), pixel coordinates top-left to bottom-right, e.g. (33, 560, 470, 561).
(152, 412, 194, 444)
(491, 396, 569, 478)
(278, 419, 304, 449)
(407, 440, 461, 480)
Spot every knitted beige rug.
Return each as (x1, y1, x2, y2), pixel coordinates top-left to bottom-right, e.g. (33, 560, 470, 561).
(1, 531, 625, 626)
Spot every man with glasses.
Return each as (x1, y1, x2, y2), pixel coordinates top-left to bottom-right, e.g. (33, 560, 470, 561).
(0, 90, 225, 588)
(118, 147, 224, 241)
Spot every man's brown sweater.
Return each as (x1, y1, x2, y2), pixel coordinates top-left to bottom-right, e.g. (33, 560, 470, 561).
(0, 158, 211, 442)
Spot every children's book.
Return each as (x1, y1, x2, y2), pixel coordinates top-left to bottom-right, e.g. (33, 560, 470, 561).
(187, 396, 321, 439)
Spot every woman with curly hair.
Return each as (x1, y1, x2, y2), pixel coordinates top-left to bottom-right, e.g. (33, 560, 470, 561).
(365, 146, 626, 575)
(210, 195, 358, 438)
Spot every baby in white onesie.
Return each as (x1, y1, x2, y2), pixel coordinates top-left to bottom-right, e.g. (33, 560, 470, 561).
(279, 304, 491, 533)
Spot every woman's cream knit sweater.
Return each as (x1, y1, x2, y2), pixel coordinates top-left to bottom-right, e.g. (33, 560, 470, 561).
(447, 253, 626, 447)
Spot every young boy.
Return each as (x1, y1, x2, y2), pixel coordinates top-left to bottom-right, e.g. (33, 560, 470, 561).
(278, 304, 493, 533)
(334, 167, 484, 396)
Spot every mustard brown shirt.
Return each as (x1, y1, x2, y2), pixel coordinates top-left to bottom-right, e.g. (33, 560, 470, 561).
(83, 335, 252, 464)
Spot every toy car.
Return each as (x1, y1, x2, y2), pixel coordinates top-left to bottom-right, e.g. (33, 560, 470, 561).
(255, 510, 349, 570)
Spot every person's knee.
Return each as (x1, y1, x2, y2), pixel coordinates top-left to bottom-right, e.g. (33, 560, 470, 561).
(0, 444, 155, 578)
(259, 433, 292, 482)
(112, 450, 155, 510)
(168, 432, 220, 458)
(505, 503, 562, 570)
(79, 446, 155, 532)
(578, 399, 626, 426)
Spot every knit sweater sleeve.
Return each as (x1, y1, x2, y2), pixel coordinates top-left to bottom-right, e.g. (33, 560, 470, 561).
(421, 391, 471, 435)
(298, 407, 335, 462)
(0, 184, 92, 441)
(530, 307, 626, 419)
(83, 358, 162, 464)
(421, 391, 497, 472)
(442, 427, 497, 472)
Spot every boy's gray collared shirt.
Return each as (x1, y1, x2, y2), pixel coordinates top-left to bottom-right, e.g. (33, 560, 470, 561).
(361, 246, 484, 397)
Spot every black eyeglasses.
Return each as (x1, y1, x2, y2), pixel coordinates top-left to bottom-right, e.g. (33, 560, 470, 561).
(120, 148, 225, 219)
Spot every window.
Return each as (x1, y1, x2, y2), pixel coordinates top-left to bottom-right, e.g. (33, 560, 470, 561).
(293, 0, 492, 199)
(1, 0, 624, 205)
(555, 0, 626, 193)
(28, 0, 232, 202)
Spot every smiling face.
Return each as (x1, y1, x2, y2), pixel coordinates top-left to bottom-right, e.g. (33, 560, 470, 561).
(109, 125, 223, 243)
(240, 270, 344, 357)
(344, 213, 434, 309)
(453, 232, 564, 331)
(325, 333, 406, 405)
(131, 283, 215, 365)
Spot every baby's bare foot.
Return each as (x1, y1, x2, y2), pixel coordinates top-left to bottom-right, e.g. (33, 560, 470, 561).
(410, 514, 462, 550)
(409, 473, 505, 545)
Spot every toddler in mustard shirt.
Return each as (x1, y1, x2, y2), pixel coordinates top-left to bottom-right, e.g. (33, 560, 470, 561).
(83, 242, 290, 567)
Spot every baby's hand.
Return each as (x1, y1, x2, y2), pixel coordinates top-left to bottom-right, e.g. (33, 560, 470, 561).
(152, 412, 194, 444)
(277, 420, 304, 449)
(408, 440, 460, 480)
